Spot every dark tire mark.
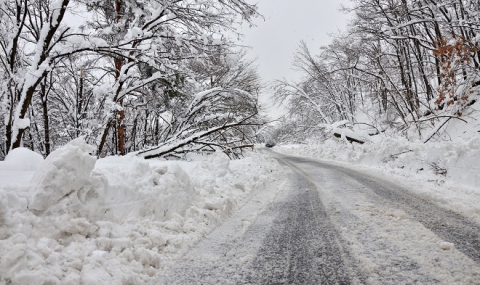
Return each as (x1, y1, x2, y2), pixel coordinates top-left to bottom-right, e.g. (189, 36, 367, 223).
(244, 159, 356, 284)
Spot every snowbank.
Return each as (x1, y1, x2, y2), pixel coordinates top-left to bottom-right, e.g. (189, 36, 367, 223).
(29, 139, 96, 212)
(0, 140, 284, 284)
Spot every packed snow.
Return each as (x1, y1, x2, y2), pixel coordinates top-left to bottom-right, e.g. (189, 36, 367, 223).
(0, 139, 284, 284)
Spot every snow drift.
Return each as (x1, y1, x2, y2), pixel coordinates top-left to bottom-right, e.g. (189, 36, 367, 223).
(0, 140, 284, 284)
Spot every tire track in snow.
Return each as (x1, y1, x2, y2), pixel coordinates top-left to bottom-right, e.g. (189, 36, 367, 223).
(278, 154, 480, 284)
(244, 158, 357, 284)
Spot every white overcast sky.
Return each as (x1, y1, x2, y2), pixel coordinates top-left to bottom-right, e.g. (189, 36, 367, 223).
(239, 0, 351, 83)
(237, 0, 352, 118)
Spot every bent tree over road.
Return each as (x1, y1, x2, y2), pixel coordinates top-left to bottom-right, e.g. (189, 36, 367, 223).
(152, 152, 480, 284)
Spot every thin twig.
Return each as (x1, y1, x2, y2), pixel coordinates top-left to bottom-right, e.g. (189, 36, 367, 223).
(414, 115, 467, 124)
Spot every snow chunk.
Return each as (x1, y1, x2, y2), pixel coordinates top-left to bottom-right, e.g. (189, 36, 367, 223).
(333, 127, 367, 143)
(29, 139, 96, 211)
(2, 147, 44, 171)
(439, 241, 455, 250)
(15, 118, 30, 130)
(204, 151, 230, 178)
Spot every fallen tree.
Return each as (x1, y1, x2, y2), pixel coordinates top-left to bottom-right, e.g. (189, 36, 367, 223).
(137, 88, 263, 159)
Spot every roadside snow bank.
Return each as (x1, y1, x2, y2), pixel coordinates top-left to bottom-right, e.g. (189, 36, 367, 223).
(0, 140, 284, 284)
(29, 139, 97, 212)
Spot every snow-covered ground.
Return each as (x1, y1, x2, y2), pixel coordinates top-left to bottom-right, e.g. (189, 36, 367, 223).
(0, 139, 286, 285)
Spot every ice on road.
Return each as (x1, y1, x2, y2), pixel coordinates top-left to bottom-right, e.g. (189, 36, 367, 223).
(152, 152, 480, 284)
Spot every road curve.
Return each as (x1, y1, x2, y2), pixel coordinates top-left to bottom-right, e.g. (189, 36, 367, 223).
(152, 152, 480, 285)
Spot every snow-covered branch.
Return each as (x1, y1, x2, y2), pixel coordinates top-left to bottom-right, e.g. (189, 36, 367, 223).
(137, 88, 262, 159)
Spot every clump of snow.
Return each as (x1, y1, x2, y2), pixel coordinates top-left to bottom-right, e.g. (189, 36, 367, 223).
(29, 138, 96, 212)
(0, 139, 284, 284)
(1, 147, 44, 171)
(439, 241, 455, 251)
(14, 118, 30, 130)
(332, 127, 367, 143)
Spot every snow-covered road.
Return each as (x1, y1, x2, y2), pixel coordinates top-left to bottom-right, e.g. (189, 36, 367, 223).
(152, 152, 480, 284)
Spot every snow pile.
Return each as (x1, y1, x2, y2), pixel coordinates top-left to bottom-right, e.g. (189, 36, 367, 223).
(92, 156, 199, 222)
(0, 140, 283, 284)
(29, 139, 97, 212)
(0, 147, 44, 172)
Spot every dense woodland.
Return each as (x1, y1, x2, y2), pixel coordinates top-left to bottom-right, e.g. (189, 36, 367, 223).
(2, 0, 480, 160)
(273, 0, 480, 143)
(0, 0, 264, 160)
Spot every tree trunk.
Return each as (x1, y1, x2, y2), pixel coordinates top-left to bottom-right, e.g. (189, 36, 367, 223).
(114, 0, 126, 155)
(40, 79, 51, 156)
(10, 0, 70, 151)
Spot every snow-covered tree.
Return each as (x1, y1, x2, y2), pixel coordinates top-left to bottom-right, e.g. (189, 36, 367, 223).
(279, 0, 480, 141)
(0, 0, 262, 159)
(0, 0, 73, 155)
(137, 87, 261, 159)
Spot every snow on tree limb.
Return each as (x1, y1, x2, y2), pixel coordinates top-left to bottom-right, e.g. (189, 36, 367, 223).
(0, 0, 262, 158)
(8, 0, 71, 150)
(137, 88, 262, 159)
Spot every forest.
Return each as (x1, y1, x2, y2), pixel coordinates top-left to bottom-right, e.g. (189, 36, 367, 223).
(272, 0, 480, 144)
(0, 0, 264, 160)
